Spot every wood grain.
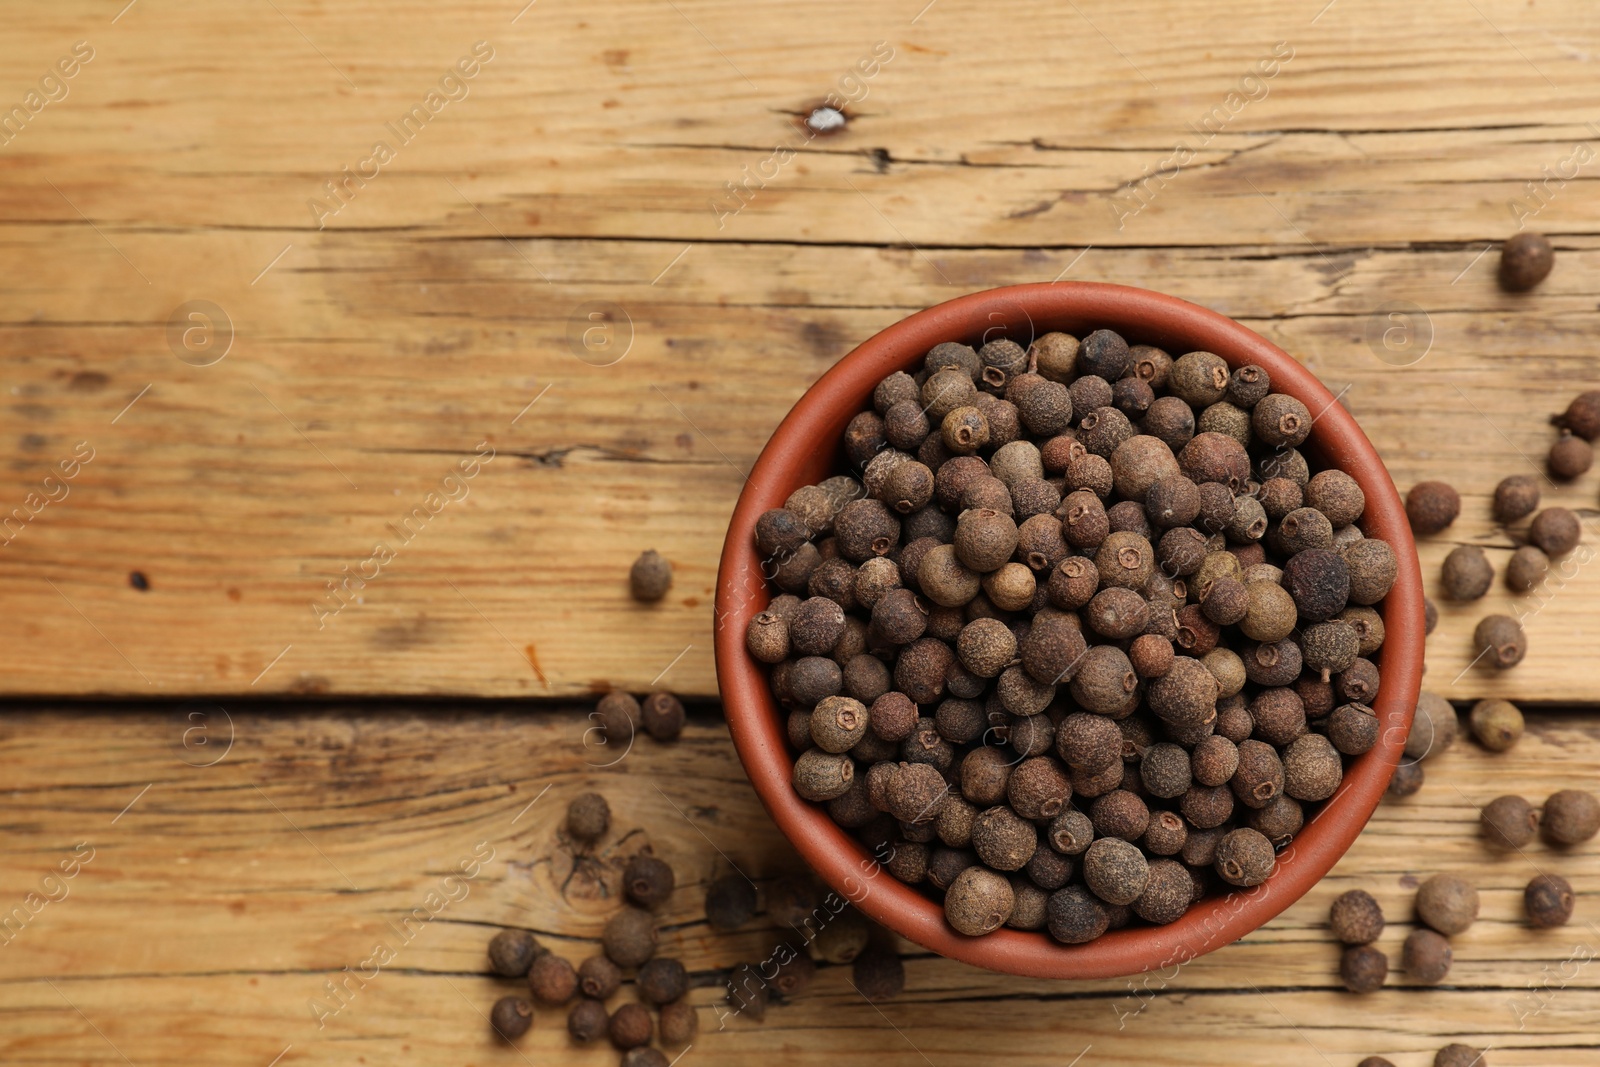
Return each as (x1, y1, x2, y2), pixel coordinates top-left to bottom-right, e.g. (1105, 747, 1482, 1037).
(1, 705, 1598, 1066)
(1, 0, 1600, 698)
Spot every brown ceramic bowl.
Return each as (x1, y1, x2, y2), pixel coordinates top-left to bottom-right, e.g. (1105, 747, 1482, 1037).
(714, 282, 1424, 979)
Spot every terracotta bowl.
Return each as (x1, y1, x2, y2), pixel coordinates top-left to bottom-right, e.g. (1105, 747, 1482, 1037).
(714, 282, 1424, 979)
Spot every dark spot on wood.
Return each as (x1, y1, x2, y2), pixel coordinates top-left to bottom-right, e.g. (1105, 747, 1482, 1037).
(602, 49, 629, 68)
(129, 570, 149, 591)
(802, 319, 845, 358)
(682, 596, 700, 608)
(867, 147, 890, 173)
(20, 433, 46, 451)
(588, 678, 610, 694)
(602, 98, 620, 109)
(374, 617, 432, 650)
(226, 587, 242, 601)
(1007, 199, 1055, 220)
(1399, 874, 1419, 889)
(290, 676, 331, 694)
(676, 432, 693, 450)
(70, 371, 109, 391)
(229, 900, 246, 915)
(523, 211, 541, 226)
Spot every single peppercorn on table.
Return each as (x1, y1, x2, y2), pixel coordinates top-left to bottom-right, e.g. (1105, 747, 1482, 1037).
(4, 1, 1600, 1065)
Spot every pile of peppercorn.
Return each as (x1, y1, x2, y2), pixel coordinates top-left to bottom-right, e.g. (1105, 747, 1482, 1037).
(746, 329, 1400, 942)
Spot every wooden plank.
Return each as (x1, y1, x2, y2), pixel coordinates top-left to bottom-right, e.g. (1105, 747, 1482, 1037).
(2, 0, 1600, 694)
(0, 705, 1597, 1065)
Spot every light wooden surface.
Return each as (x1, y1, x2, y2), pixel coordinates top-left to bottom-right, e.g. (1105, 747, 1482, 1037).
(1, 706, 1597, 1066)
(0, 0, 1598, 699)
(8, 1, 1600, 1065)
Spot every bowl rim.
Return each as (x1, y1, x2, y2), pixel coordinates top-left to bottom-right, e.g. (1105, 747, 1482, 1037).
(714, 281, 1424, 979)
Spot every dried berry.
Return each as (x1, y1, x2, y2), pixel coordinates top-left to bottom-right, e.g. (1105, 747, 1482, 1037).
(1402, 928, 1452, 983)
(1031, 332, 1079, 382)
(567, 997, 609, 1043)
(576, 954, 622, 1000)
(706, 873, 759, 930)
(1543, 788, 1600, 845)
(638, 957, 688, 1005)
(1132, 859, 1192, 925)
(1046, 884, 1109, 944)
(658, 999, 698, 1045)
(629, 549, 673, 602)
(1416, 873, 1479, 935)
(1008, 757, 1072, 820)
(773, 949, 816, 996)
(1560, 390, 1600, 440)
(1441, 545, 1493, 601)
(596, 692, 639, 745)
(490, 995, 534, 1039)
(1525, 874, 1575, 928)
(1327, 702, 1379, 755)
(1407, 692, 1459, 761)
(1083, 837, 1149, 905)
(1505, 545, 1549, 593)
(1500, 231, 1554, 291)
(624, 853, 676, 909)
(1343, 538, 1398, 605)
(1341, 945, 1388, 994)
(1469, 698, 1523, 752)
(1530, 506, 1581, 555)
(1214, 827, 1275, 887)
(1550, 431, 1593, 480)
(945, 866, 1014, 935)
(1434, 1046, 1484, 1067)
(1406, 481, 1460, 535)
(528, 952, 579, 1003)
(1252, 393, 1312, 448)
(793, 749, 855, 801)
(601, 908, 658, 968)
(1387, 760, 1424, 798)
(623, 1050, 669, 1067)
(1491, 474, 1540, 525)
(725, 962, 768, 1021)
(609, 1001, 653, 1049)
(973, 805, 1038, 871)
(1481, 794, 1537, 850)
(1473, 614, 1526, 669)
(852, 944, 906, 1000)
(1284, 734, 1343, 802)
(489, 929, 543, 978)
(1330, 889, 1385, 945)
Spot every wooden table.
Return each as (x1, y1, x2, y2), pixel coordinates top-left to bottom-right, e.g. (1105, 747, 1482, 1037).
(3, 1, 1600, 1063)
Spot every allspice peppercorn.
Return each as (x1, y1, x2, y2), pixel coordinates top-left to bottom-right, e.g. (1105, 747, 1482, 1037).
(489, 929, 543, 978)
(608, 1002, 653, 1049)
(1416, 873, 1479, 935)
(1473, 614, 1527, 669)
(706, 873, 759, 930)
(1046, 884, 1110, 944)
(629, 549, 673, 602)
(1543, 788, 1600, 845)
(944, 866, 1014, 935)
(852, 944, 906, 1000)
(659, 1000, 699, 1045)
(638, 957, 689, 1005)
(1505, 545, 1549, 593)
(1405, 481, 1460, 535)
(566, 792, 611, 844)
(601, 908, 658, 968)
(490, 995, 534, 1039)
(1469, 698, 1524, 751)
(595, 692, 640, 745)
(1083, 837, 1150, 905)
(624, 853, 676, 909)
(623, 1049, 670, 1067)
(1530, 506, 1581, 556)
(567, 998, 609, 1043)
(1441, 545, 1494, 601)
(1402, 928, 1452, 984)
(528, 952, 579, 1003)
(1525, 874, 1575, 928)
(1499, 231, 1554, 291)
(1341, 945, 1389, 994)
(1492, 474, 1540, 524)
(1481, 794, 1538, 850)
(1434, 1045, 1486, 1067)
(1558, 390, 1600, 440)
(1549, 431, 1593, 480)
(1213, 827, 1275, 887)
(577, 954, 623, 1000)
(1329, 889, 1385, 945)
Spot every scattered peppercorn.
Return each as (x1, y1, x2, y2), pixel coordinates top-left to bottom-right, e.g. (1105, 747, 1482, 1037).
(608, 1001, 653, 1049)
(1505, 545, 1549, 593)
(852, 943, 906, 1000)
(658, 999, 699, 1045)
(1341, 944, 1388, 994)
(1549, 431, 1593, 480)
(490, 995, 533, 1039)
(601, 908, 658, 968)
(623, 1049, 670, 1067)
(1469, 699, 1523, 752)
(1441, 545, 1493, 601)
(1416, 873, 1479, 935)
(629, 549, 673, 602)
(577, 954, 622, 1000)
(1481, 795, 1538, 850)
(637, 957, 688, 1005)
(528, 952, 579, 1003)
(1473, 614, 1527, 670)
(1387, 760, 1424, 798)
(1492, 474, 1540, 524)
(624, 853, 676, 909)
(641, 692, 686, 741)
(1499, 231, 1554, 291)
(1558, 390, 1600, 440)
(1543, 788, 1600, 845)
(1531, 507, 1582, 556)
(1330, 889, 1385, 945)
(567, 997, 609, 1043)
(489, 928, 542, 978)
(1525, 874, 1575, 928)
(1405, 482, 1460, 535)
(1401, 928, 1453, 984)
